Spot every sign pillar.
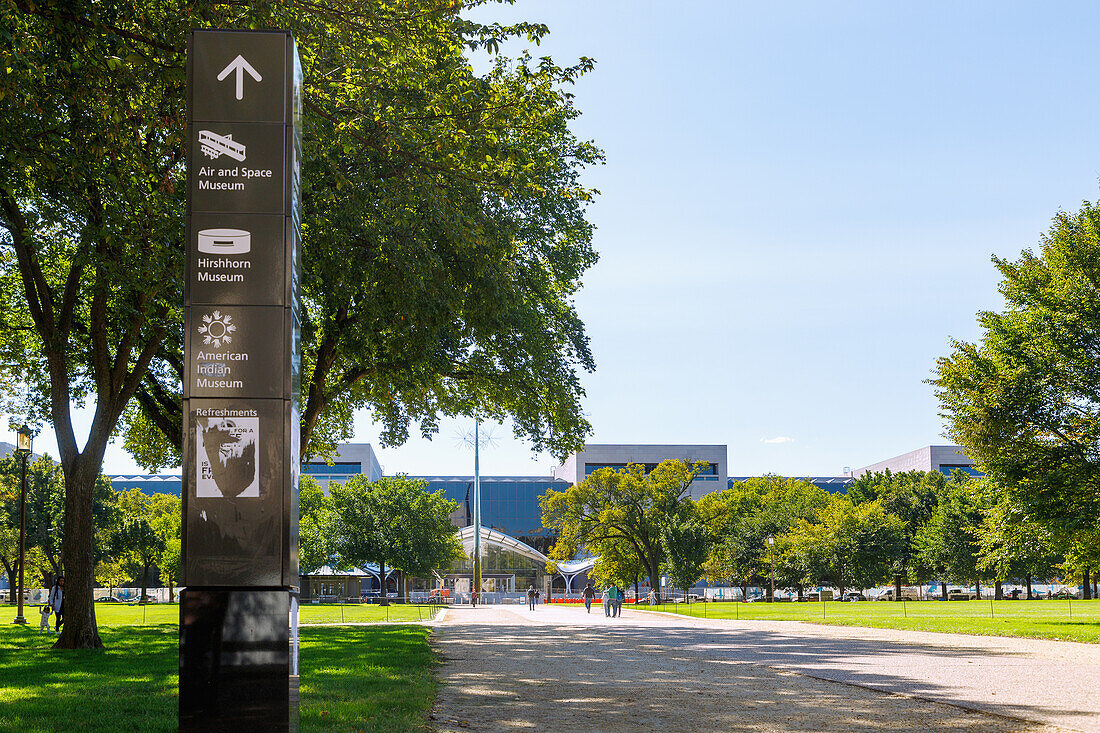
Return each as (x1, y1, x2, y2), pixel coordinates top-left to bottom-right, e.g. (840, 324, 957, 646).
(181, 30, 301, 733)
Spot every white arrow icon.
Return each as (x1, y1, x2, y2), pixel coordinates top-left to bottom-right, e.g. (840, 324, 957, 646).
(217, 54, 262, 100)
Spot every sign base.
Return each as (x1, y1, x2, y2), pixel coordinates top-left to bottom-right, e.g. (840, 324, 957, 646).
(180, 588, 299, 733)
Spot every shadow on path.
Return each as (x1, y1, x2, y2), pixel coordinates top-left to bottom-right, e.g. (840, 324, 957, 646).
(432, 612, 1079, 732)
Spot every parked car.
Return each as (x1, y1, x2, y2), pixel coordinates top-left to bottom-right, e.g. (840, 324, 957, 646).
(842, 592, 866, 602)
(947, 588, 978, 601)
(95, 595, 123, 603)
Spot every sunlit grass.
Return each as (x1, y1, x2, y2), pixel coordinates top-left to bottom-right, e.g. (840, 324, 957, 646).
(9, 600, 443, 627)
(644, 598, 1100, 643)
(299, 603, 443, 624)
(0, 604, 438, 733)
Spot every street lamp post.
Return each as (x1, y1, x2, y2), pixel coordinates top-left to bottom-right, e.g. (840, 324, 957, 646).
(12, 425, 32, 624)
(767, 535, 775, 603)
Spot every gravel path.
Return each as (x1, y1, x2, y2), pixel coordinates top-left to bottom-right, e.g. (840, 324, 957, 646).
(431, 604, 1099, 732)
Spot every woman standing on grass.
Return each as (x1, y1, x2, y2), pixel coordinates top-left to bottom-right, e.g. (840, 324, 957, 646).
(48, 576, 63, 633)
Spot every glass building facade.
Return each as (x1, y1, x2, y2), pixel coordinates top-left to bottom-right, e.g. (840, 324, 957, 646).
(110, 474, 183, 496)
(411, 476, 570, 554)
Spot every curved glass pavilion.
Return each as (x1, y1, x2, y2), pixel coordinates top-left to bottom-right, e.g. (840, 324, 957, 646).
(428, 526, 598, 599)
(439, 526, 552, 597)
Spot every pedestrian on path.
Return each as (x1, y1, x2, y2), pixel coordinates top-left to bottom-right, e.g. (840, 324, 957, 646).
(535, 589, 541, 606)
(527, 586, 537, 610)
(612, 586, 624, 617)
(647, 589, 656, 606)
(583, 582, 596, 613)
(48, 576, 63, 633)
(602, 586, 611, 616)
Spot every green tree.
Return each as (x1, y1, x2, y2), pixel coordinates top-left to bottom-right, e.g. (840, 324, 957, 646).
(785, 498, 907, 597)
(849, 470, 944, 599)
(2, 2, 599, 649)
(107, 489, 177, 603)
(328, 475, 460, 604)
(0, 454, 65, 582)
(660, 510, 711, 602)
(94, 559, 129, 599)
(699, 476, 830, 600)
(151, 494, 181, 602)
(298, 476, 331, 575)
(159, 538, 180, 603)
(542, 460, 703, 602)
(0, 517, 16, 599)
(974, 483, 1061, 599)
(915, 475, 990, 599)
(932, 198, 1100, 575)
(587, 539, 645, 595)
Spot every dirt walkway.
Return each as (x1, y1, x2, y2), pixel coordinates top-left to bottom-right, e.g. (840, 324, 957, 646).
(431, 604, 1096, 732)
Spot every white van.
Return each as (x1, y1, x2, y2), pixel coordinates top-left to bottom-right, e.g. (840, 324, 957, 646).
(875, 587, 920, 601)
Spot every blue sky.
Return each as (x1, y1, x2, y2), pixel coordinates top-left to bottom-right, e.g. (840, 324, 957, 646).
(21, 1, 1100, 477)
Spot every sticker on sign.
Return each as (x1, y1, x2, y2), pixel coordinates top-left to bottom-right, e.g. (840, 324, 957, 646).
(196, 412, 260, 499)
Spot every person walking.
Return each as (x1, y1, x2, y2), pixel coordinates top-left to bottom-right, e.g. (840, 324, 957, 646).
(612, 586, 624, 617)
(582, 582, 596, 613)
(526, 585, 537, 610)
(648, 588, 657, 606)
(535, 588, 541, 607)
(602, 586, 611, 617)
(48, 576, 63, 634)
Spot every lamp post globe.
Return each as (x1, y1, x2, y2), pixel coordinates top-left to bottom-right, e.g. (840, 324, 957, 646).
(12, 425, 32, 624)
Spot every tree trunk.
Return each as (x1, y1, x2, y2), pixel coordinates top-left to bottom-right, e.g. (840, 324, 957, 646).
(995, 580, 1003, 600)
(1026, 574, 1033, 600)
(647, 560, 661, 603)
(975, 581, 981, 600)
(168, 578, 175, 604)
(1084, 569, 1092, 601)
(140, 562, 149, 603)
(894, 573, 903, 602)
(796, 586, 804, 602)
(379, 561, 388, 606)
(940, 581, 948, 601)
(54, 459, 104, 649)
(741, 579, 749, 602)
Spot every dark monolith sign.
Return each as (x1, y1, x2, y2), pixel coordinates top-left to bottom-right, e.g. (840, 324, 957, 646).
(181, 30, 301, 733)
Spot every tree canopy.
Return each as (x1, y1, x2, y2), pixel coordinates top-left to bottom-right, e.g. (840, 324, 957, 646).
(932, 198, 1100, 571)
(541, 460, 703, 601)
(698, 476, 829, 599)
(785, 498, 906, 596)
(327, 474, 461, 602)
(1, 1, 599, 647)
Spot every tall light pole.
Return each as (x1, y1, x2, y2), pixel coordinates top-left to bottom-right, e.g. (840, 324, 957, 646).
(472, 421, 482, 602)
(767, 535, 775, 603)
(12, 425, 32, 624)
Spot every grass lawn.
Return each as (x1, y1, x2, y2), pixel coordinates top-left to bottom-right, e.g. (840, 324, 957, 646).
(644, 598, 1100, 643)
(0, 604, 439, 733)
